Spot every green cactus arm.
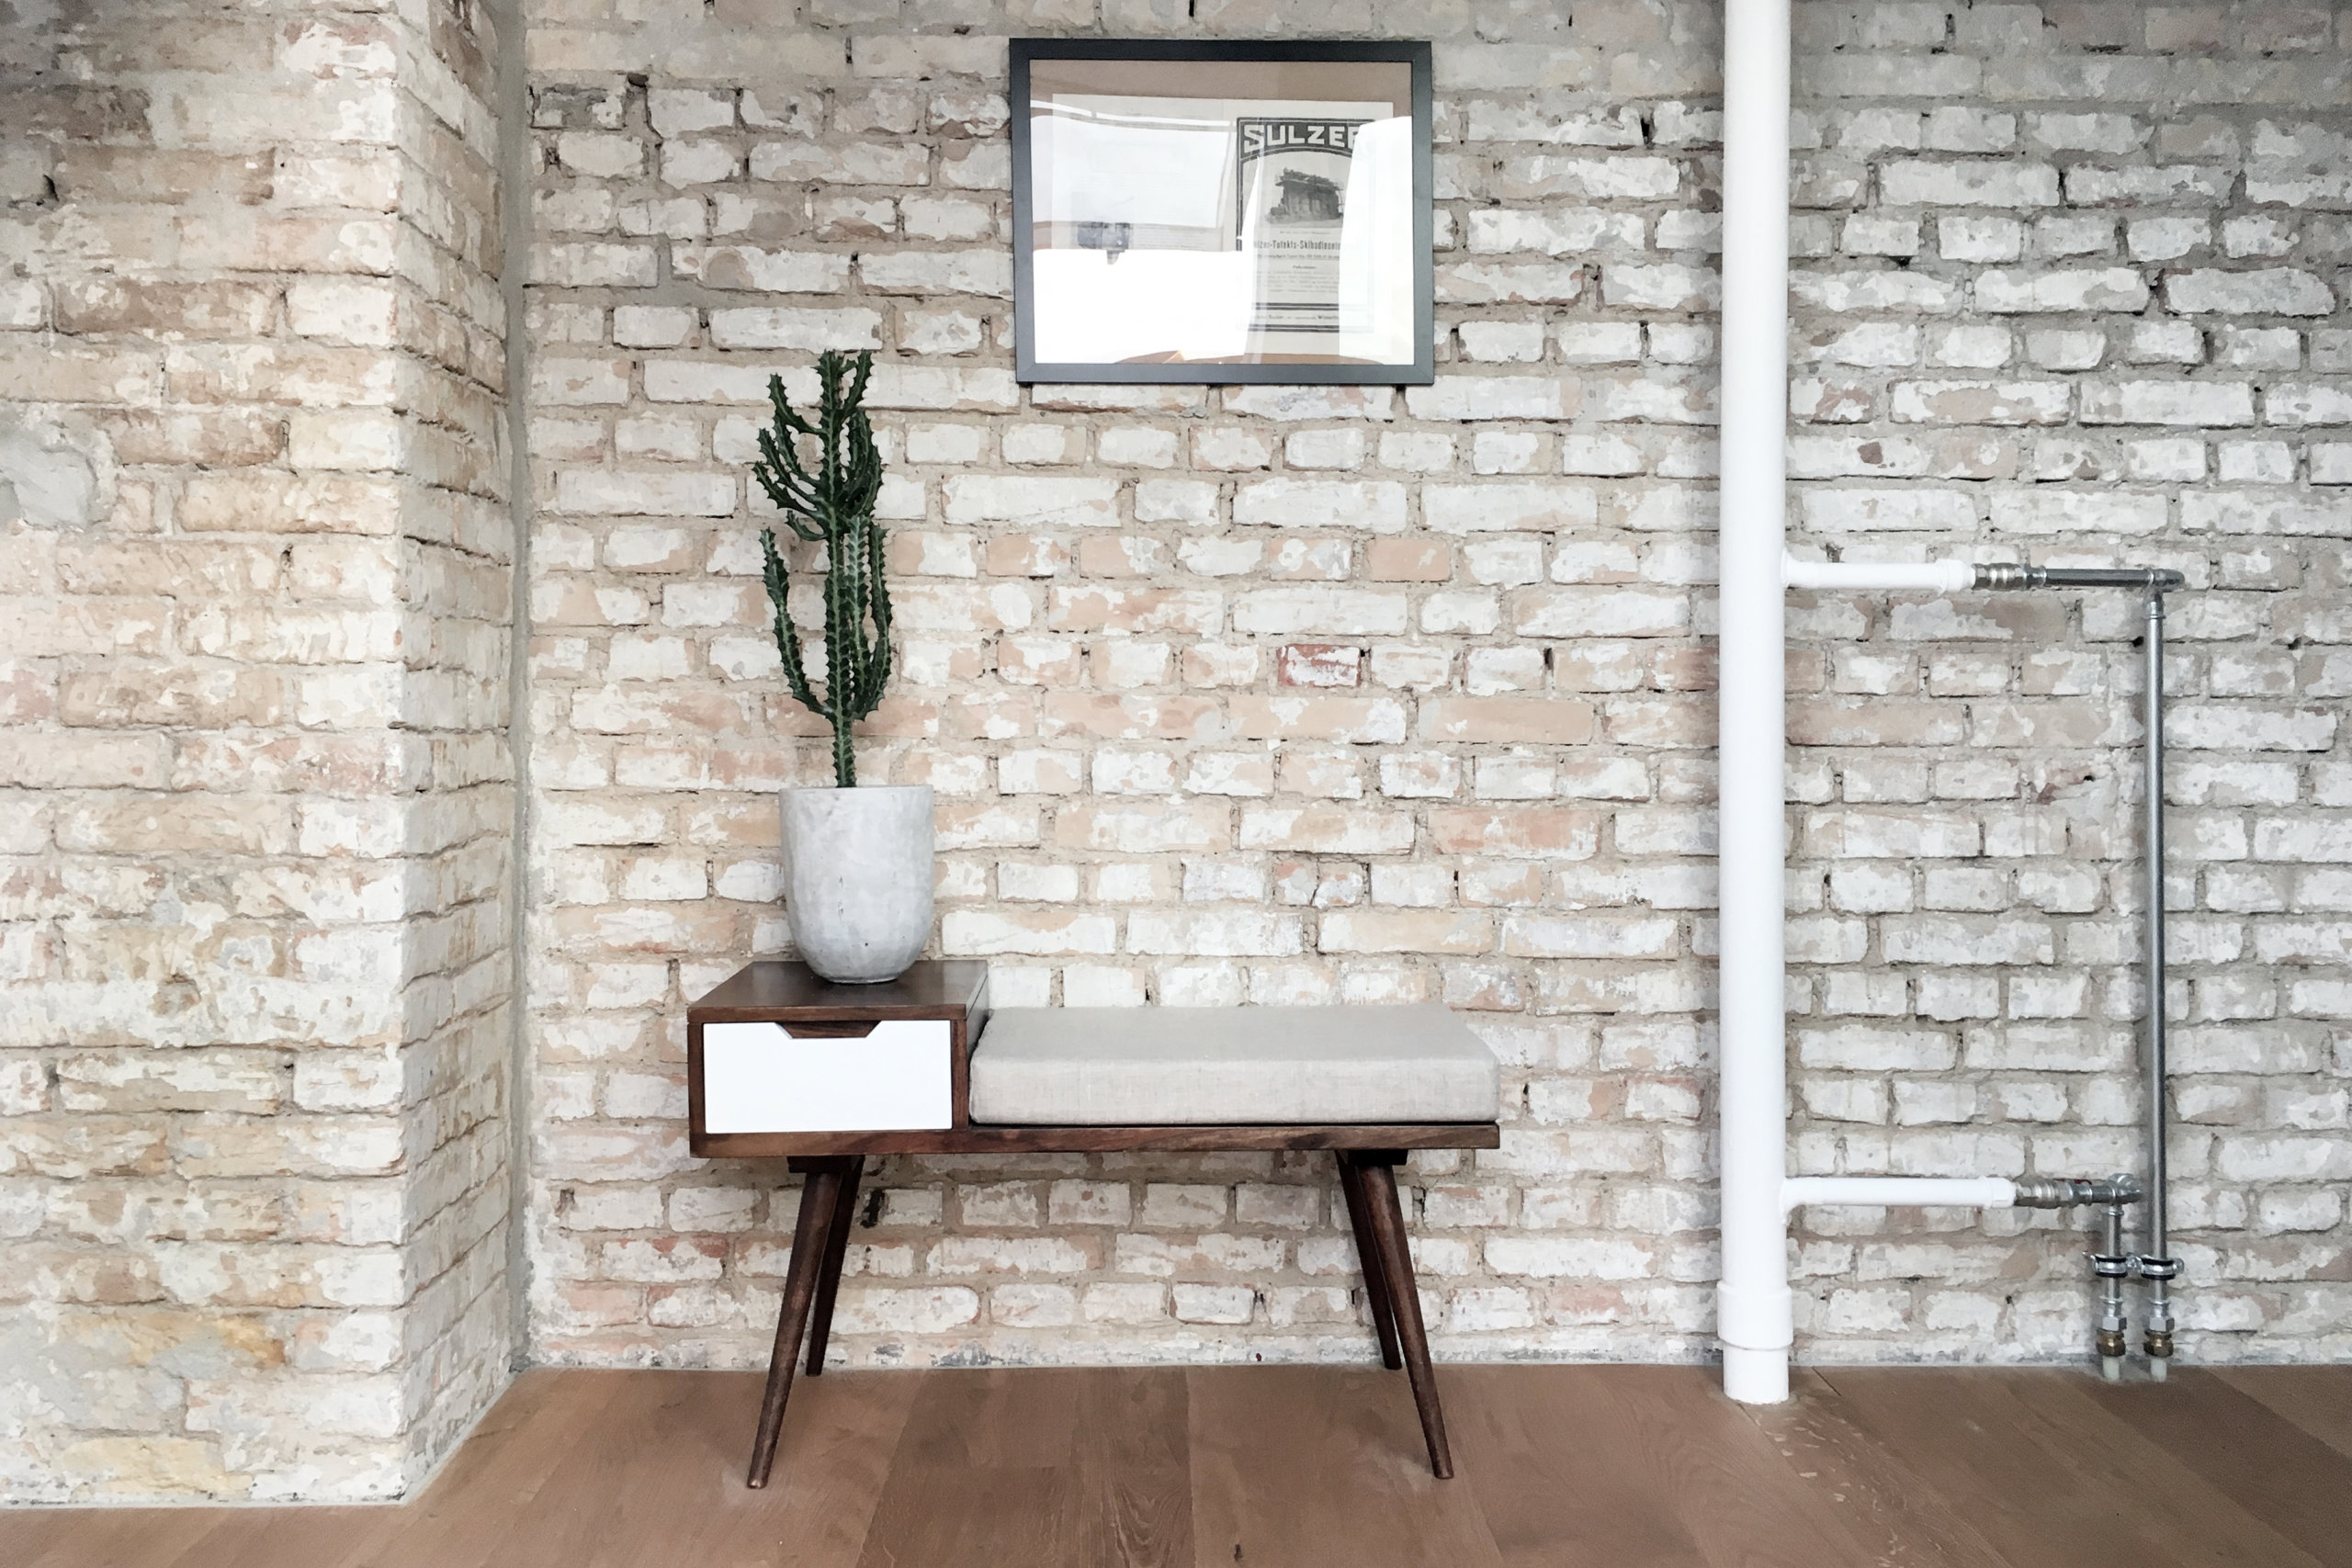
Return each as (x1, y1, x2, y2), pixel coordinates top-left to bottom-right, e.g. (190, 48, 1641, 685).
(822, 457, 860, 784)
(815, 352, 843, 523)
(854, 512, 892, 720)
(752, 375, 828, 539)
(752, 443, 818, 514)
(823, 507, 860, 789)
(752, 438, 825, 542)
(838, 511, 872, 721)
(766, 372, 819, 437)
(760, 527, 823, 719)
(846, 408, 883, 520)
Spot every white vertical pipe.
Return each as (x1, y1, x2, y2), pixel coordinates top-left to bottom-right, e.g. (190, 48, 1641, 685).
(1715, 0, 1794, 1405)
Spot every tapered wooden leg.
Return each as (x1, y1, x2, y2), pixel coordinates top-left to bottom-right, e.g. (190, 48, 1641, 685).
(746, 1159, 847, 1489)
(1359, 1154, 1454, 1479)
(1336, 1153, 1403, 1371)
(804, 1155, 865, 1376)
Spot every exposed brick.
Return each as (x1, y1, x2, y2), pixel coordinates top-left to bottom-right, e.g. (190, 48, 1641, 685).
(24, 0, 2352, 1503)
(4, 0, 517, 1506)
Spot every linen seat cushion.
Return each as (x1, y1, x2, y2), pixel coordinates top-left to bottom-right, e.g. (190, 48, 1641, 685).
(968, 1004, 1500, 1126)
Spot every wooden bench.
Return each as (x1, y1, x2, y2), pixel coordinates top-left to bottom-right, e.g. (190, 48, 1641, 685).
(688, 961, 1504, 1489)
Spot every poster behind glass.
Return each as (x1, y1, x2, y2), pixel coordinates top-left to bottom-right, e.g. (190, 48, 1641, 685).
(1013, 45, 1431, 384)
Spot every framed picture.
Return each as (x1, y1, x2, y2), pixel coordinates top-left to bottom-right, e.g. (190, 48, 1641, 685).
(1010, 38, 1434, 386)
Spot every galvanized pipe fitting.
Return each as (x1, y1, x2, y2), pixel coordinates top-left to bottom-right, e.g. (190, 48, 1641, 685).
(1973, 563, 2188, 592)
(2011, 1175, 2143, 1209)
(2095, 1202, 2132, 1382)
(2009, 1175, 2148, 1379)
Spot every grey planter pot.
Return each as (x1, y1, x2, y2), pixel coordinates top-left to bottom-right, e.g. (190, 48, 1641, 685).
(778, 784, 935, 984)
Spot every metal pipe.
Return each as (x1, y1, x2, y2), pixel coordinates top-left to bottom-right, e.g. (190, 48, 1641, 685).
(2095, 1198, 2132, 1382)
(2011, 1175, 2142, 1209)
(1974, 563, 2187, 592)
(1713, 0, 1796, 1407)
(2140, 588, 2178, 1378)
(2013, 1173, 2144, 1380)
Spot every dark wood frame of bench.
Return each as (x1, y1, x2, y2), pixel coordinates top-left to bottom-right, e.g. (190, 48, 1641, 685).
(687, 963, 1501, 1489)
(746, 1131, 1496, 1491)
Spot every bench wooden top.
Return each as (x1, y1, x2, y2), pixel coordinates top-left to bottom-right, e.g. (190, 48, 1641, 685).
(685, 961, 1501, 1159)
(689, 958, 991, 1021)
(695, 1121, 1502, 1158)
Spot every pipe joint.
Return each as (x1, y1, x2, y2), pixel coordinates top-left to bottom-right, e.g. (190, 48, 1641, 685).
(1973, 563, 2188, 592)
(2011, 1174, 2143, 1209)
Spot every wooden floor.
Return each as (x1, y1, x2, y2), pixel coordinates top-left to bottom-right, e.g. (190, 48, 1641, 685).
(5, 1363, 2349, 1567)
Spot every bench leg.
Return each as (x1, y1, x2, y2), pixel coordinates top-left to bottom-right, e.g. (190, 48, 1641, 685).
(1336, 1154, 1403, 1371)
(1358, 1153, 1454, 1479)
(747, 1156, 852, 1489)
(805, 1155, 865, 1375)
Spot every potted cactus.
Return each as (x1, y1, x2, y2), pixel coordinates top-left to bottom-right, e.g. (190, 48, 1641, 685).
(754, 349, 932, 984)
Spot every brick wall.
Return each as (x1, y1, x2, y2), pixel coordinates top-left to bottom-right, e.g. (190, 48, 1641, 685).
(519, 0, 2350, 1382)
(387, 0, 520, 1484)
(0, 0, 516, 1503)
(5, 0, 2348, 1506)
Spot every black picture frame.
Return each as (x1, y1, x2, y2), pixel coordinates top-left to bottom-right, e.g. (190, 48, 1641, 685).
(1010, 38, 1435, 387)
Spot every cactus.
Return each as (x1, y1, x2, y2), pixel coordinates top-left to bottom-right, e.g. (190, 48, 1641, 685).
(754, 350, 892, 789)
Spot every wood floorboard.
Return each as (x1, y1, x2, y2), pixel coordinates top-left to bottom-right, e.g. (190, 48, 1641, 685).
(1187, 1364, 1504, 1568)
(1600, 1366, 1884, 1568)
(1734, 1369, 2011, 1568)
(1451, 1364, 1877, 1568)
(2079, 1369, 2352, 1568)
(378, 1369, 687, 1568)
(334, 1366, 628, 1568)
(22, 1507, 222, 1568)
(1822, 1368, 2323, 1568)
(647, 1369, 921, 1568)
(2215, 1366, 2352, 1464)
(1073, 1367, 1193, 1568)
(510, 1372, 772, 1568)
(1450, 1364, 1697, 1568)
(9, 1362, 2352, 1567)
(854, 1368, 1091, 1568)
(162, 1506, 389, 1568)
(2001, 1369, 2326, 1568)
(0, 1506, 94, 1562)
(1819, 1368, 2147, 1568)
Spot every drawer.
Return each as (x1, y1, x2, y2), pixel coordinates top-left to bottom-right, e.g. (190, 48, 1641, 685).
(699, 1019, 955, 1134)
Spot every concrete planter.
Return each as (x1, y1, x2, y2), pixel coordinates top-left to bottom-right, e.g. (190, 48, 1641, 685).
(778, 784, 935, 984)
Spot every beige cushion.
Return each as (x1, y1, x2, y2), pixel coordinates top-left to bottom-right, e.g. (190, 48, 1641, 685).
(968, 1005, 1500, 1126)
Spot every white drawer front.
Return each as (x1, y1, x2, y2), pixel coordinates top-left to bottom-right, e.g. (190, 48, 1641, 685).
(701, 1019, 954, 1134)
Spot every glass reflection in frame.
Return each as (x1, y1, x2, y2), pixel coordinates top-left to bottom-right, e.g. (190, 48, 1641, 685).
(1022, 52, 1423, 377)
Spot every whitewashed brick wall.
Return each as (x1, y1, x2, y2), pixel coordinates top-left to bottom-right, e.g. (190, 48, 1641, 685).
(6, 0, 2349, 1508)
(520, 0, 2350, 1383)
(0, 0, 516, 1503)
